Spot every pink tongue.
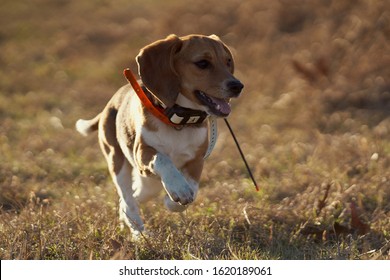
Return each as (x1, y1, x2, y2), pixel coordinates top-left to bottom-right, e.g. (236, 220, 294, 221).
(209, 96, 231, 115)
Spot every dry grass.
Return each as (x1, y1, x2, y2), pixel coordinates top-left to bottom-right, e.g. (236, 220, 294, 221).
(0, 0, 389, 259)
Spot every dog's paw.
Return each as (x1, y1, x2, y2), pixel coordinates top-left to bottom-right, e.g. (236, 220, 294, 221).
(130, 229, 156, 244)
(130, 229, 143, 241)
(118, 222, 147, 242)
(154, 153, 198, 205)
(162, 173, 195, 205)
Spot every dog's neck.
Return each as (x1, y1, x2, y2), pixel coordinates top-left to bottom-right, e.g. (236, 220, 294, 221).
(140, 85, 209, 127)
(175, 93, 208, 112)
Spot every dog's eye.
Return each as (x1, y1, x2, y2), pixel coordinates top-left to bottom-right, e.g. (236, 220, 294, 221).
(194, 60, 210, 69)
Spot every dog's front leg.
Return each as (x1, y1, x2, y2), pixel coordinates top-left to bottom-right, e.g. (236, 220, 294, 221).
(135, 144, 196, 206)
(163, 157, 203, 212)
(154, 153, 196, 205)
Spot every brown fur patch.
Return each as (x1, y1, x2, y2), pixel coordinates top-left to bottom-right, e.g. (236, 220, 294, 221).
(97, 86, 131, 175)
(182, 130, 209, 181)
(99, 107, 124, 175)
(134, 135, 158, 176)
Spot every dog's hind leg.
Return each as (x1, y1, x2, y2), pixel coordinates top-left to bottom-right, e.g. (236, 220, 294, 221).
(113, 161, 145, 237)
(132, 171, 162, 204)
(98, 107, 144, 239)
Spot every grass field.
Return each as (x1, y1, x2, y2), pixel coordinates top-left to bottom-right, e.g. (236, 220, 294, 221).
(1, 0, 389, 259)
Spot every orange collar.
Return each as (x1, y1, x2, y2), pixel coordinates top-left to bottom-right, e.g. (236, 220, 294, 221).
(124, 68, 176, 127)
(123, 68, 208, 127)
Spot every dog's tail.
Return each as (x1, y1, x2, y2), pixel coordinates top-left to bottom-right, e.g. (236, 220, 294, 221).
(75, 113, 101, 136)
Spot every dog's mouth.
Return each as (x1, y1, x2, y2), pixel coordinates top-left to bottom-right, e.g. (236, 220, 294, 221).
(195, 90, 231, 117)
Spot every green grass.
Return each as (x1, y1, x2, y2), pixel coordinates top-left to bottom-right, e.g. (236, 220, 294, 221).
(0, 0, 389, 259)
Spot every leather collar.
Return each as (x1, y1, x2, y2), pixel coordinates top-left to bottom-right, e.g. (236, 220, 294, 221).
(124, 68, 209, 127)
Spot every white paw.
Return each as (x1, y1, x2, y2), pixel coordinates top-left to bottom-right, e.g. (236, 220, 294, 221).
(118, 221, 145, 241)
(119, 208, 145, 238)
(131, 228, 156, 243)
(163, 174, 195, 205)
(154, 153, 196, 205)
(130, 229, 143, 241)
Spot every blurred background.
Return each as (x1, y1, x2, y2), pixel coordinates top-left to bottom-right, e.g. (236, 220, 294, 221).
(0, 0, 389, 259)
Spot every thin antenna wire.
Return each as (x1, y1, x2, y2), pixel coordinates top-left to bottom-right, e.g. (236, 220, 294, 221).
(224, 118, 259, 191)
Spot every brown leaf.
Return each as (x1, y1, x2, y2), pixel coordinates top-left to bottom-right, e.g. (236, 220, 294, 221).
(350, 202, 370, 234)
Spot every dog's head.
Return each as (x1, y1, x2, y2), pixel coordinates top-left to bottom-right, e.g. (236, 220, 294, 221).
(136, 34, 243, 117)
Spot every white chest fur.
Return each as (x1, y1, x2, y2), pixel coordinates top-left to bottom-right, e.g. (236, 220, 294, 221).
(141, 120, 207, 168)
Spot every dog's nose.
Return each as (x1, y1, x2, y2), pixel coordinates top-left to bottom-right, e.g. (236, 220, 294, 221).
(227, 79, 244, 96)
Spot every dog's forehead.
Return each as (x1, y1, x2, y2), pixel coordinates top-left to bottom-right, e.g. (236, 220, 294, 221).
(180, 36, 229, 59)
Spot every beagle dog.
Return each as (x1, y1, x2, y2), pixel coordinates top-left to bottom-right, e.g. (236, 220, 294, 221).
(76, 34, 243, 238)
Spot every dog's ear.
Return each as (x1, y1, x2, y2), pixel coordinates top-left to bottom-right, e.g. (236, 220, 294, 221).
(208, 34, 221, 41)
(208, 34, 235, 74)
(136, 34, 183, 108)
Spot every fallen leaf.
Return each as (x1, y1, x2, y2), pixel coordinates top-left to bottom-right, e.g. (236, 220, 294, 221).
(350, 202, 370, 234)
